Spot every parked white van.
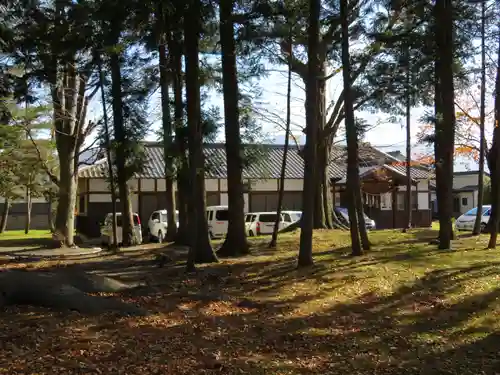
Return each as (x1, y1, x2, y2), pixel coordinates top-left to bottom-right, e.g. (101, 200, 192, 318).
(100, 212, 143, 245)
(148, 209, 179, 243)
(245, 212, 291, 236)
(206, 205, 229, 239)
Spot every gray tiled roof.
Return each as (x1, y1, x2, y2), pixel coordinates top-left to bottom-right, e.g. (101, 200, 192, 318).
(78, 142, 434, 181)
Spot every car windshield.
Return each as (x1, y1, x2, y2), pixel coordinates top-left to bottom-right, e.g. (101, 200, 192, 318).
(465, 207, 490, 216)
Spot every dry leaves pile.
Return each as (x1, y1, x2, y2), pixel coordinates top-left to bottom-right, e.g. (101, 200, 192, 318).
(1, 229, 500, 374)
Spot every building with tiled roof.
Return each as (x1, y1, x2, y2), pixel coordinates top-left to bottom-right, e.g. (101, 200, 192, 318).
(76, 142, 436, 233)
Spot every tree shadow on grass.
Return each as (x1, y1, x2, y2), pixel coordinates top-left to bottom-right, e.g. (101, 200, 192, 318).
(3, 261, 500, 374)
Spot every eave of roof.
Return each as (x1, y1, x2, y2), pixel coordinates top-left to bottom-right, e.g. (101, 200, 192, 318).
(78, 142, 434, 181)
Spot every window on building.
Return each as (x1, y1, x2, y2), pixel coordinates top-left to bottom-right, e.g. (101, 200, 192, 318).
(461, 197, 468, 206)
(397, 193, 405, 211)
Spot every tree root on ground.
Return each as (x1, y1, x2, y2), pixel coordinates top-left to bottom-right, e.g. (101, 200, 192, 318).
(0, 269, 149, 316)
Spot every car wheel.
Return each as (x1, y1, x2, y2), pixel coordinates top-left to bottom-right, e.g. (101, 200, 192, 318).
(480, 222, 487, 233)
(249, 230, 254, 237)
(157, 230, 164, 243)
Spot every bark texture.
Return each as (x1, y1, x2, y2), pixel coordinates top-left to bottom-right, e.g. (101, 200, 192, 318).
(218, 0, 249, 257)
(109, 49, 135, 246)
(184, 0, 218, 269)
(487, 25, 500, 248)
(0, 197, 10, 233)
(298, 0, 320, 268)
(340, 0, 362, 256)
(270, 26, 293, 249)
(158, 35, 177, 242)
(434, 0, 455, 249)
(473, 0, 487, 236)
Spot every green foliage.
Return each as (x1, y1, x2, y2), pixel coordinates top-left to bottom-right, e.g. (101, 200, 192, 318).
(0, 101, 55, 202)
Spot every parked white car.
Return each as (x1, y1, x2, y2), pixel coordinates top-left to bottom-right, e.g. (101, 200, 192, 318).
(148, 209, 179, 243)
(455, 205, 491, 232)
(245, 212, 291, 236)
(334, 207, 376, 229)
(100, 212, 143, 245)
(281, 210, 302, 223)
(206, 205, 229, 239)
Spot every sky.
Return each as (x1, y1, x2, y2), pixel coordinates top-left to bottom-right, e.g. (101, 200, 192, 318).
(86, 59, 479, 172)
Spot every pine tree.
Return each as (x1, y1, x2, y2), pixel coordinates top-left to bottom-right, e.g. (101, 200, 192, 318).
(184, 0, 218, 270)
(217, 0, 250, 257)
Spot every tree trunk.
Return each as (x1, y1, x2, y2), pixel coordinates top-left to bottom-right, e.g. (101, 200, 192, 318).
(48, 195, 55, 233)
(340, 0, 362, 256)
(434, 0, 455, 249)
(109, 49, 135, 246)
(184, 0, 217, 267)
(270, 26, 293, 249)
(297, 0, 320, 268)
(98, 55, 119, 250)
(355, 189, 370, 250)
(1, 198, 10, 233)
(158, 38, 177, 242)
(170, 30, 189, 246)
(313, 65, 329, 229)
(24, 188, 32, 235)
(54, 152, 77, 246)
(473, 0, 486, 235)
(403, 46, 412, 232)
(487, 21, 500, 248)
(218, 0, 249, 257)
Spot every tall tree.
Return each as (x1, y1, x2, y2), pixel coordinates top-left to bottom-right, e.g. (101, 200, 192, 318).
(297, 0, 319, 268)
(486, 5, 500, 248)
(184, 0, 218, 271)
(157, 2, 177, 242)
(270, 24, 293, 249)
(434, 0, 456, 249)
(217, 0, 250, 257)
(341, 0, 362, 256)
(403, 46, 412, 232)
(473, 0, 487, 235)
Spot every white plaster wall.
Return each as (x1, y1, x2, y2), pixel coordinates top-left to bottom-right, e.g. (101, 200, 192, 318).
(418, 193, 429, 210)
(89, 179, 109, 192)
(220, 193, 228, 206)
(244, 193, 249, 212)
(89, 194, 115, 203)
(453, 174, 478, 189)
(129, 179, 138, 192)
(206, 179, 219, 192)
(250, 179, 278, 191)
(457, 191, 474, 213)
(417, 180, 428, 190)
(141, 179, 155, 191)
(155, 179, 178, 191)
(131, 194, 139, 213)
(281, 179, 303, 191)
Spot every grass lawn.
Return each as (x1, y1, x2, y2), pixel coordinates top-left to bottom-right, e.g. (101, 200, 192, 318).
(0, 229, 52, 240)
(1, 228, 500, 374)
